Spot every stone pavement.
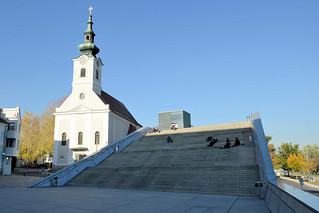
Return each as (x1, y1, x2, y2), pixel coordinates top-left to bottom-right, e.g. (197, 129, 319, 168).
(0, 175, 42, 188)
(0, 175, 270, 213)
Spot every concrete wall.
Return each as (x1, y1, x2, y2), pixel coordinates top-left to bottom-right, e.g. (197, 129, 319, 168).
(251, 112, 277, 188)
(108, 112, 131, 144)
(265, 182, 319, 213)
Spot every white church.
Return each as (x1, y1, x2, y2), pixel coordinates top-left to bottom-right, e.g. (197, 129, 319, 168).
(53, 8, 141, 170)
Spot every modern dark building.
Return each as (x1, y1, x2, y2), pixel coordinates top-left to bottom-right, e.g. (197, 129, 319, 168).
(158, 110, 191, 131)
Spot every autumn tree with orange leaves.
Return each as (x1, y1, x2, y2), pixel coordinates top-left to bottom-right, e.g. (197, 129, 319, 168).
(266, 136, 280, 169)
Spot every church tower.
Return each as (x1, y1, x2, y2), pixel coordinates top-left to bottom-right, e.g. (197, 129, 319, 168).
(72, 7, 103, 99)
(53, 7, 141, 170)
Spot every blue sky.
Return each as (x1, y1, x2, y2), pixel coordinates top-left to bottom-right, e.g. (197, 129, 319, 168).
(1, 1, 319, 148)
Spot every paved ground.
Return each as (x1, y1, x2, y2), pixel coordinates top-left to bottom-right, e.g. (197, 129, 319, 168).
(277, 177, 319, 197)
(0, 175, 42, 188)
(0, 174, 271, 213)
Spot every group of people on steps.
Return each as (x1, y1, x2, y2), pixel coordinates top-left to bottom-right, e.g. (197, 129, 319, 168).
(165, 135, 244, 148)
(206, 136, 244, 149)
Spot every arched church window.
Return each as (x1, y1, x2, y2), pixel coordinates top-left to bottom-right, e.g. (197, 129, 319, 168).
(78, 132, 83, 145)
(96, 70, 99, 80)
(62, 133, 67, 146)
(95, 131, 100, 145)
(79, 93, 85, 100)
(80, 68, 86, 77)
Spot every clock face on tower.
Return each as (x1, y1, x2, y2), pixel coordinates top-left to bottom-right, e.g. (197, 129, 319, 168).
(80, 57, 88, 65)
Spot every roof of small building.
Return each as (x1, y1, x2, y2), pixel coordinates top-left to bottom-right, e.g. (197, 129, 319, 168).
(98, 90, 141, 127)
(0, 117, 9, 125)
(127, 124, 137, 135)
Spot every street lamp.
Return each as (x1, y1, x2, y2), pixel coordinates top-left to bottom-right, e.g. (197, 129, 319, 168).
(305, 148, 310, 175)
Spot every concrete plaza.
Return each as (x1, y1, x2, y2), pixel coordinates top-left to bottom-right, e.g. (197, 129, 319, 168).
(0, 175, 270, 213)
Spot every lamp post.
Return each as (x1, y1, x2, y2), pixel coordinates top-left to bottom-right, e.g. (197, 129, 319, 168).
(305, 148, 310, 175)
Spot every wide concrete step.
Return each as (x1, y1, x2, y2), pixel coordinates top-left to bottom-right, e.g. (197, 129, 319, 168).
(124, 127, 253, 152)
(67, 123, 260, 196)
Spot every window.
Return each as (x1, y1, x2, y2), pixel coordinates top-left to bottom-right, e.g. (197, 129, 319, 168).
(80, 68, 86, 77)
(62, 133, 67, 146)
(79, 93, 85, 100)
(8, 123, 15, 131)
(95, 131, 100, 145)
(6, 138, 15, 147)
(96, 70, 99, 80)
(75, 154, 87, 161)
(78, 132, 83, 145)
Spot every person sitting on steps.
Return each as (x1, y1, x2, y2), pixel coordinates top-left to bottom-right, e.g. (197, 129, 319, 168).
(220, 138, 231, 149)
(206, 136, 213, 142)
(206, 136, 218, 147)
(232, 137, 241, 147)
(232, 137, 245, 147)
(166, 136, 173, 144)
(170, 123, 178, 130)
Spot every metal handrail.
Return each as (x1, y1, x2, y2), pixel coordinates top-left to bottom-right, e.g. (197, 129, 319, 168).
(28, 127, 150, 188)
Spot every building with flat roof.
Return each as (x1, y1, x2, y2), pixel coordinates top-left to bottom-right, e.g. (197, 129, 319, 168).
(159, 110, 191, 131)
(0, 107, 21, 175)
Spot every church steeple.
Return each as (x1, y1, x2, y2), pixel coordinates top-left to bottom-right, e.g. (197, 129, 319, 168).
(78, 6, 100, 57)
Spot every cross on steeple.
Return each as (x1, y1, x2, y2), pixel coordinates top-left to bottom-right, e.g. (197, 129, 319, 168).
(78, 6, 100, 57)
(88, 6, 93, 15)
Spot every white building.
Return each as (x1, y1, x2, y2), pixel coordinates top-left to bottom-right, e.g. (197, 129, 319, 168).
(0, 107, 21, 175)
(53, 10, 141, 170)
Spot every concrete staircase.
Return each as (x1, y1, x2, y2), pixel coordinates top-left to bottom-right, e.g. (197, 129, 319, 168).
(67, 122, 260, 196)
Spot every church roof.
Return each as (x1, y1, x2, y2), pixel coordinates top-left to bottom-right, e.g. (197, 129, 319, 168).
(0, 117, 9, 125)
(98, 90, 141, 127)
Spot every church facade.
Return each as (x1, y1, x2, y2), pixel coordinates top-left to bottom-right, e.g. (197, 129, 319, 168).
(53, 9, 141, 169)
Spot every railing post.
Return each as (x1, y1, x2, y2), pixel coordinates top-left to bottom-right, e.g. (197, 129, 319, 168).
(52, 177, 58, 187)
